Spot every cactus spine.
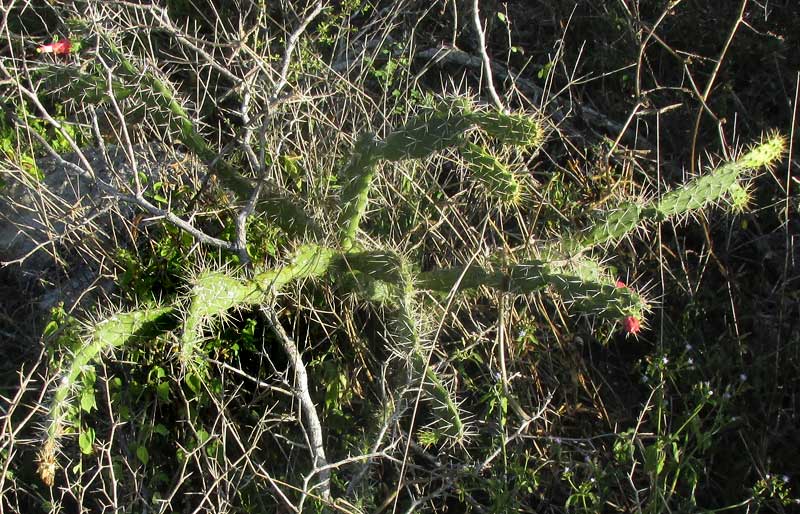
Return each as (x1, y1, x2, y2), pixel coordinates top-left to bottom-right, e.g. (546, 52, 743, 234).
(470, 108, 545, 148)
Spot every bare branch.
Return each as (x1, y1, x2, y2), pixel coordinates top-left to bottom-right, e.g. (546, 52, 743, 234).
(261, 305, 330, 502)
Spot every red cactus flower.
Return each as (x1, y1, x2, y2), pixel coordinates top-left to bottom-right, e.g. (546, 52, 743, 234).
(615, 280, 627, 289)
(623, 316, 641, 335)
(37, 38, 72, 55)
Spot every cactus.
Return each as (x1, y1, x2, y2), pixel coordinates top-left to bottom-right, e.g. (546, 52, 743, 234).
(460, 142, 522, 205)
(570, 133, 787, 252)
(377, 99, 474, 161)
(40, 306, 174, 485)
(34, 60, 785, 500)
(382, 275, 467, 444)
(181, 244, 336, 365)
(571, 201, 648, 252)
(338, 100, 545, 247)
(654, 133, 785, 219)
(416, 257, 647, 321)
(469, 109, 545, 148)
(181, 271, 261, 367)
(338, 134, 382, 249)
(254, 243, 336, 291)
(331, 250, 409, 285)
(338, 101, 475, 248)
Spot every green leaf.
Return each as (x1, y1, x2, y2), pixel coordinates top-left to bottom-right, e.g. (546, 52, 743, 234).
(185, 373, 202, 395)
(43, 320, 59, 338)
(156, 381, 170, 402)
(136, 445, 149, 466)
(497, 12, 506, 23)
(82, 368, 97, 388)
(538, 61, 554, 80)
(643, 444, 665, 475)
(79, 427, 95, 455)
(80, 388, 97, 413)
(153, 424, 169, 437)
(196, 429, 210, 445)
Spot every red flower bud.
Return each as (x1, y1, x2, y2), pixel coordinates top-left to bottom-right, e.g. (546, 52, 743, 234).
(623, 316, 641, 335)
(615, 280, 627, 289)
(37, 38, 72, 55)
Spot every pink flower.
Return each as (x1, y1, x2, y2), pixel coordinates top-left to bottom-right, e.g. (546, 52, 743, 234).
(623, 316, 641, 335)
(615, 280, 627, 289)
(37, 38, 71, 55)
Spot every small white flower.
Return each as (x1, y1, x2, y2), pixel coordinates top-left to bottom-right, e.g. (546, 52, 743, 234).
(708, 389, 714, 396)
(662, 356, 669, 365)
(739, 373, 747, 382)
(685, 343, 694, 351)
(687, 357, 694, 365)
(782, 475, 790, 483)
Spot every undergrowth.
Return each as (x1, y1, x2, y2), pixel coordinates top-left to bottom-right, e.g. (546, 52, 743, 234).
(1, 1, 798, 513)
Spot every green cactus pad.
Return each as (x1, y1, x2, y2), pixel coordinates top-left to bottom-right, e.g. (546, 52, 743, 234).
(181, 272, 261, 365)
(338, 134, 381, 249)
(418, 260, 646, 320)
(391, 297, 466, 443)
(460, 142, 522, 205)
(378, 102, 474, 161)
(576, 201, 646, 249)
(46, 306, 174, 440)
(471, 109, 544, 148)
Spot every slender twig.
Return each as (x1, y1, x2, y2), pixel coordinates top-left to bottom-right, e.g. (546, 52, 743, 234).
(206, 358, 294, 397)
(261, 306, 330, 501)
(634, 0, 685, 99)
(346, 371, 407, 496)
(689, 0, 748, 173)
(272, 1, 325, 99)
(471, 0, 504, 111)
